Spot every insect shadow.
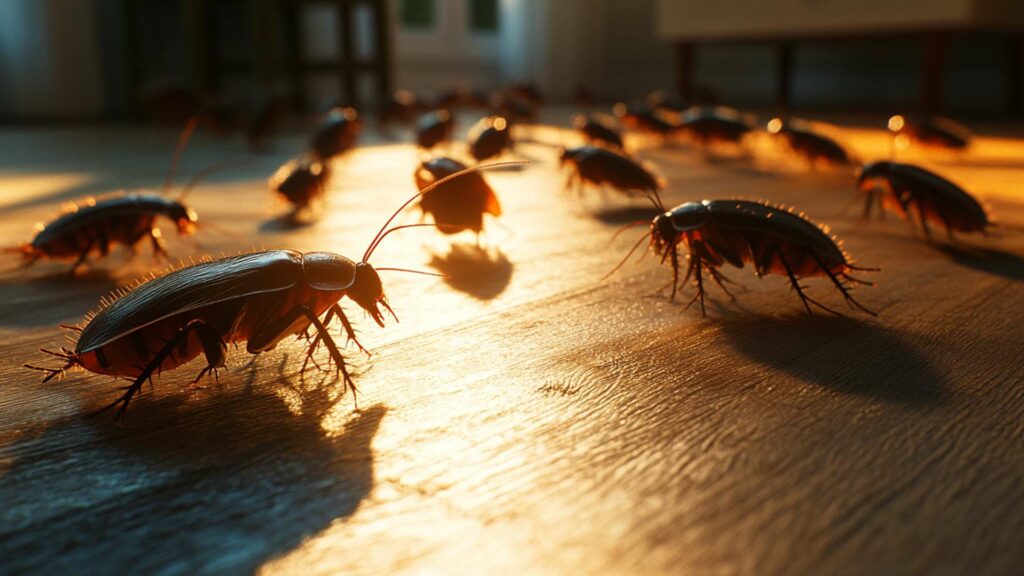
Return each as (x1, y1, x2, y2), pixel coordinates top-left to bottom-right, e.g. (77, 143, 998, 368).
(0, 268, 121, 327)
(0, 385, 386, 574)
(258, 210, 319, 233)
(934, 244, 1024, 282)
(591, 205, 662, 225)
(717, 315, 946, 406)
(429, 243, 514, 300)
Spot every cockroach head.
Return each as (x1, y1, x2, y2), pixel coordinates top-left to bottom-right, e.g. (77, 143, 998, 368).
(559, 147, 582, 167)
(350, 262, 388, 327)
(652, 201, 706, 250)
(168, 200, 199, 235)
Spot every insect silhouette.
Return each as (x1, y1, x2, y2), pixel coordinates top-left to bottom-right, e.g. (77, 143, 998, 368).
(560, 146, 664, 202)
(679, 106, 753, 145)
(312, 107, 362, 160)
(613, 102, 678, 136)
(608, 199, 876, 316)
(269, 157, 332, 214)
(766, 118, 855, 168)
(415, 109, 455, 150)
(857, 161, 989, 240)
(573, 114, 625, 150)
(415, 157, 502, 239)
(4, 120, 232, 274)
(887, 115, 971, 151)
(26, 162, 522, 420)
(469, 116, 514, 161)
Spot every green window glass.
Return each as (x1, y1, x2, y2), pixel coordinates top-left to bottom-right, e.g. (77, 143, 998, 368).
(469, 0, 498, 32)
(400, 0, 435, 29)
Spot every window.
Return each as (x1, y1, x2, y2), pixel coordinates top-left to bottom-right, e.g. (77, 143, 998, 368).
(469, 0, 498, 33)
(400, 0, 435, 29)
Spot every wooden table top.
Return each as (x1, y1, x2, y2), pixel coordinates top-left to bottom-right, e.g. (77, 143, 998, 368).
(1, 115, 1022, 575)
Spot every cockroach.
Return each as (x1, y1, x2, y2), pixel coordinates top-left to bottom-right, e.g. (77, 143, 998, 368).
(613, 102, 678, 136)
(414, 157, 501, 237)
(469, 116, 514, 161)
(857, 161, 989, 240)
(269, 158, 332, 212)
(491, 93, 538, 124)
(679, 106, 753, 145)
(312, 107, 362, 160)
(887, 115, 971, 151)
(416, 109, 455, 150)
(5, 120, 228, 274)
(573, 114, 625, 150)
(26, 163, 521, 420)
(609, 199, 876, 316)
(380, 89, 427, 125)
(560, 146, 663, 202)
(766, 118, 855, 167)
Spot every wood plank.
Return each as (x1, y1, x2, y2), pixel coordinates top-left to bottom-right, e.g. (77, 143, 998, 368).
(1, 115, 1023, 574)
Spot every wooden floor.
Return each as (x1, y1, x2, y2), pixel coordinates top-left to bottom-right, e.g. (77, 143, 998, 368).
(1, 114, 1023, 575)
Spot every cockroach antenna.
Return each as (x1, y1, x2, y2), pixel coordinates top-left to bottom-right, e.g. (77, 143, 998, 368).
(362, 160, 527, 262)
(162, 117, 199, 196)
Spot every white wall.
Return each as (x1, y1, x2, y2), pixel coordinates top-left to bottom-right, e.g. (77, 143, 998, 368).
(0, 0, 104, 119)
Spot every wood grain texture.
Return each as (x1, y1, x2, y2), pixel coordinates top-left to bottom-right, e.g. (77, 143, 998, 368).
(1, 117, 1023, 575)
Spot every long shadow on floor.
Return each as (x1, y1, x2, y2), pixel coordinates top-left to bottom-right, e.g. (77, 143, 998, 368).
(0, 383, 386, 574)
(429, 244, 513, 300)
(935, 244, 1024, 282)
(718, 315, 946, 407)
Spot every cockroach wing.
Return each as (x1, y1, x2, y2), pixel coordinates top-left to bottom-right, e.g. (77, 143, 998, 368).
(77, 250, 303, 353)
(893, 163, 987, 223)
(33, 194, 175, 246)
(705, 200, 847, 263)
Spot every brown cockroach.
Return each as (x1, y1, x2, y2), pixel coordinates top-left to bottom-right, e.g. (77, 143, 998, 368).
(4, 120, 231, 274)
(269, 157, 332, 213)
(560, 146, 664, 202)
(857, 161, 989, 240)
(679, 106, 753, 145)
(380, 89, 428, 125)
(887, 115, 971, 151)
(491, 93, 538, 124)
(573, 114, 625, 150)
(613, 102, 678, 136)
(415, 109, 455, 150)
(415, 157, 501, 237)
(609, 199, 876, 316)
(312, 107, 362, 160)
(766, 118, 855, 167)
(26, 162, 522, 420)
(469, 116, 514, 161)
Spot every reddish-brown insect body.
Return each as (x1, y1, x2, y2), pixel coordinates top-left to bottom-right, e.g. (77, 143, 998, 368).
(269, 158, 331, 211)
(887, 115, 971, 151)
(573, 114, 625, 150)
(560, 146, 663, 202)
(415, 157, 501, 236)
(613, 102, 678, 136)
(767, 118, 854, 167)
(469, 116, 513, 161)
(416, 110, 455, 150)
(312, 107, 362, 160)
(858, 161, 989, 240)
(614, 200, 876, 316)
(680, 107, 752, 145)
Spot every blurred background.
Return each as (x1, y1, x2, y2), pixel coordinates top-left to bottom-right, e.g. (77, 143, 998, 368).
(2, 0, 1024, 123)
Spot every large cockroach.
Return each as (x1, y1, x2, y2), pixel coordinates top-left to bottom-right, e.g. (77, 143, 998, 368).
(469, 116, 514, 161)
(573, 114, 625, 150)
(5, 120, 229, 274)
(766, 118, 855, 167)
(609, 199, 876, 316)
(887, 115, 971, 151)
(560, 146, 663, 202)
(679, 106, 753, 145)
(269, 157, 332, 213)
(613, 102, 678, 136)
(415, 157, 501, 237)
(857, 161, 989, 239)
(312, 107, 362, 160)
(415, 109, 455, 150)
(26, 163, 520, 420)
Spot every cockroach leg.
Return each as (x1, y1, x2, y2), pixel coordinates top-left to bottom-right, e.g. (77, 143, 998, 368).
(301, 306, 358, 404)
(69, 239, 96, 275)
(669, 249, 680, 301)
(149, 228, 170, 260)
(809, 251, 878, 317)
(93, 319, 222, 421)
(707, 267, 737, 301)
(683, 256, 706, 316)
(333, 304, 370, 356)
(778, 249, 841, 317)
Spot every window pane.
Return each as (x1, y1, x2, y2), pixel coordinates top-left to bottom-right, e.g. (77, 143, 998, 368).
(400, 0, 435, 29)
(469, 0, 498, 32)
